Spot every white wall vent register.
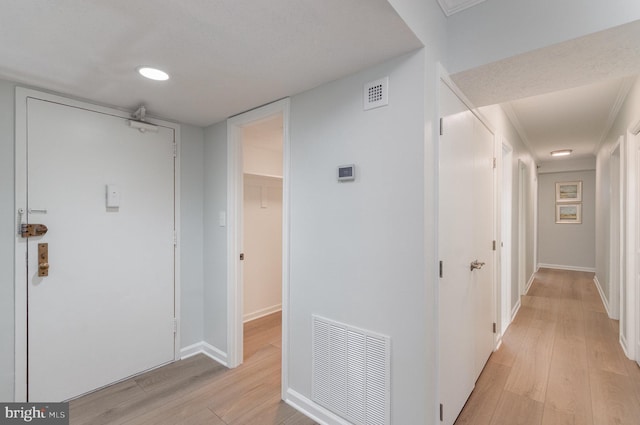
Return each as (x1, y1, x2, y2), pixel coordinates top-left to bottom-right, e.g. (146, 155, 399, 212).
(363, 77, 389, 110)
(312, 315, 391, 425)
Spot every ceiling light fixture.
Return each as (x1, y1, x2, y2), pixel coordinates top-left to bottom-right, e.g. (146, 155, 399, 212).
(137, 67, 170, 81)
(550, 149, 572, 157)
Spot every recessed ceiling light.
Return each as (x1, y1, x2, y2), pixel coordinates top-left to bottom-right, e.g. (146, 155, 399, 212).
(137, 67, 169, 81)
(550, 149, 572, 157)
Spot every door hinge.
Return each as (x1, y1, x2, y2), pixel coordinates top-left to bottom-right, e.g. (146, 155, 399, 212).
(492, 240, 496, 251)
(439, 261, 443, 278)
(439, 118, 444, 136)
(173, 143, 177, 158)
(493, 322, 497, 334)
(493, 157, 497, 169)
(440, 403, 444, 421)
(173, 318, 178, 334)
(173, 231, 177, 246)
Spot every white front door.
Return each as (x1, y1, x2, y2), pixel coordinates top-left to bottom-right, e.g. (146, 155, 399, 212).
(24, 96, 176, 401)
(439, 80, 495, 424)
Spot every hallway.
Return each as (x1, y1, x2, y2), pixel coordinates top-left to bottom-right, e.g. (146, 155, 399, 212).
(455, 268, 640, 425)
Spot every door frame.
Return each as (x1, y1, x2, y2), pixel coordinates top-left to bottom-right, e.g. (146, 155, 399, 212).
(226, 98, 290, 391)
(500, 140, 513, 334)
(609, 138, 623, 320)
(517, 160, 528, 297)
(14, 87, 182, 401)
(627, 120, 640, 363)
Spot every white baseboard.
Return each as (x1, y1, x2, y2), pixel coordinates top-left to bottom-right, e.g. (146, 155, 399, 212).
(243, 304, 282, 323)
(620, 332, 631, 359)
(511, 299, 521, 322)
(180, 341, 228, 367)
(285, 388, 352, 425)
(525, 273, 536, 294)
(537, 263, 596, 273)
(593, 276, 612, 318)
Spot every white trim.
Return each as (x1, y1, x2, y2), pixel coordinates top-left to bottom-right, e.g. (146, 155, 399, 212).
(511, 299, 521, 323)
(439, 69, 496, 135)
(243, 304, 282, 323)
(593, 275, 612, 318)
(620, 332, 631, 359)
(525, 272, 536, 294)
(536, 263, 596, 273)
(517, 160, 527, 298)
(436, 0, 487, 16)
(285, 388, 351, 425)
(180, 341, 228, 367)
(226, 99, 291, 394)
(14, 87, 181, 402)
(608, 138, 623, 320)
(500, 139, 513, 336)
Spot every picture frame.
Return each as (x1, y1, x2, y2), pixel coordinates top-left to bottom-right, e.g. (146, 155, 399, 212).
(555, 181, 582, 203)
(556, 203, 582, 224)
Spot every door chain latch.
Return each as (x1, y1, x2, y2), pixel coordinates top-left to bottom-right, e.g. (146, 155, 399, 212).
(21, 223, 48, 238)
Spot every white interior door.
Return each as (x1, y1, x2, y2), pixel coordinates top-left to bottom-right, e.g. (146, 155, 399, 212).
(25, 98, 176, 401)
(439, 82, 476, 425)
(471, 117, 496, 379)
(439, 80, 495, 424)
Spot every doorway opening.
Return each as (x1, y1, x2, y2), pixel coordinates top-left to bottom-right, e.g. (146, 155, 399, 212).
(226, 99, 290, 396)
(241, 116, 284, 362)
(501, 141, 513, 332)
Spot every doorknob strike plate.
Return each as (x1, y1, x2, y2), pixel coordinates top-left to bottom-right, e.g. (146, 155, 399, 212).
(38, 243, 49, 277)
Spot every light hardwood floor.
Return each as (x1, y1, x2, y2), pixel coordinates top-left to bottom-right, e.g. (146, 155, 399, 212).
(455, 268, 640, 425)
(69, 311, 318, 425)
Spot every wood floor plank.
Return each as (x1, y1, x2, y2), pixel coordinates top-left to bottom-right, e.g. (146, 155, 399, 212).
(504, 318, 556, 402)
(489, 390, 544, 425)
(544, 336, 593, 424)
(68, 312, 316, 425)
(590, 368, 640, 425)
(454, 361, 511, 425)
(458, 269, 640, 425)
(541, 406, 577, 425)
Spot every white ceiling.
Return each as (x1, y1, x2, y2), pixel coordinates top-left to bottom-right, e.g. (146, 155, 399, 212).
(452, 20, 640, 163)
(502, 77, 634, 161)
(0, 0, 422, 127)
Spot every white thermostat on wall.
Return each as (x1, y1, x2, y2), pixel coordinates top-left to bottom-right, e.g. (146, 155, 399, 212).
(337, 164, 355, 181)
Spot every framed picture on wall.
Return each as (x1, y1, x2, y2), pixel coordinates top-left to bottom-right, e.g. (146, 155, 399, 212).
(556, 181, 582, 202)
(556, 203, 582, 224)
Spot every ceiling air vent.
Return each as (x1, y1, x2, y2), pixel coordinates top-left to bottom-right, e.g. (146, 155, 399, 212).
(364, 77, 389, 111)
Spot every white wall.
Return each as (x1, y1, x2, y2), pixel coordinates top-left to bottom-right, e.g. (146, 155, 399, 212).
(244, 145, 283, 177)
(596, 76, 640, 310)
(243, 175, 283, 321)
(288, 50, 430, 424)
(0, 79, 206, 400)
(538, 170, 596, 270)
(0, 79, 16, 401)
(180, 125, 205, 347)
(447, 0, 640, 74)
(203, 121, 229, 352)
(478, 104, 537, 312)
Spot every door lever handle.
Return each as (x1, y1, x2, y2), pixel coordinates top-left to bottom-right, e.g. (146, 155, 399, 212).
(470, 260, 485, 271)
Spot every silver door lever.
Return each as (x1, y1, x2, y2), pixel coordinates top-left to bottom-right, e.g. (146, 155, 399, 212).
(470, 260, 485, 271)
